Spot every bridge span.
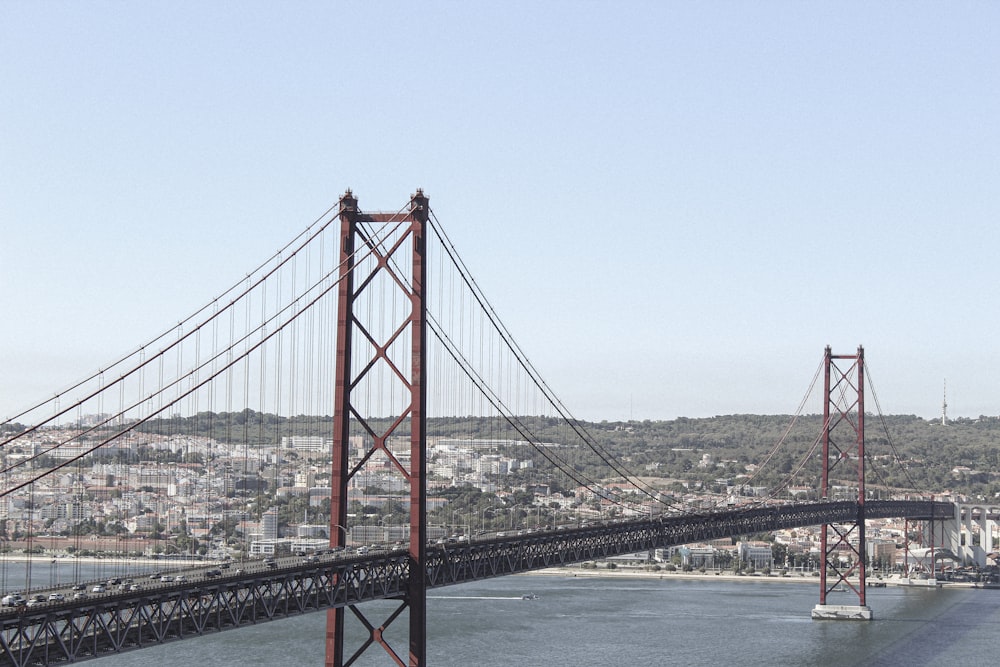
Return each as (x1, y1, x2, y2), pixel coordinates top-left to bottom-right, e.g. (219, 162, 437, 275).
(0, 499, 950, 667)
(0, 193, 960, 665)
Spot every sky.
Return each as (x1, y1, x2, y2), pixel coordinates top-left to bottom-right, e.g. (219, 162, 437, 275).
(2, 2, 999, 423)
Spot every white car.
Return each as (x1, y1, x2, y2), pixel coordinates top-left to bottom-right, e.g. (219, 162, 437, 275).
(91, 585, 106, 593)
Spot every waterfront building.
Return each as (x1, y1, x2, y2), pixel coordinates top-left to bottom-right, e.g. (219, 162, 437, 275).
(737, 541, 774, 570)
(679, 545, 715, 569)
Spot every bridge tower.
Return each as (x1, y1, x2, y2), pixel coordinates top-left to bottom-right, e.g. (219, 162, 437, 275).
(811, 346, 873, 620)
(326, 190, 430, 666)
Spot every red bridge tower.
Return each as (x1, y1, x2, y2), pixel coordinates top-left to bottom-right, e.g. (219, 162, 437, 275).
(812, 345, 873, 621)
(326, 190, 430, 665)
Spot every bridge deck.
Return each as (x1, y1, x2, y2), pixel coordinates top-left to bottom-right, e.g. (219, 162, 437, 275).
(0, 500, 949, 667)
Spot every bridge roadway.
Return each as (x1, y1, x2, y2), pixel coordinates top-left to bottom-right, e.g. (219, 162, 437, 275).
(0, 499, 949, 667)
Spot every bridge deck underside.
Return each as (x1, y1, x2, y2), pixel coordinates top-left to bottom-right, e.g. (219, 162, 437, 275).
(0, 500, 947, 667)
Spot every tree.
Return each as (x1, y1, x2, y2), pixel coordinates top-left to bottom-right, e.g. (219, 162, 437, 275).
(771, 542, 788, 569)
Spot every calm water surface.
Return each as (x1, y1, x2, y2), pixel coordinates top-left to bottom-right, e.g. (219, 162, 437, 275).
(71, 572, 1000, 667)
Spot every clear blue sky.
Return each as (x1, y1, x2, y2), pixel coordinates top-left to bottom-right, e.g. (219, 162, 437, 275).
(2, 2, 998, 423)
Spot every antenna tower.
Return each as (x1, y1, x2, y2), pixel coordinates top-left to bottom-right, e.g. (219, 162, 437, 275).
(942, 379, 948, 426)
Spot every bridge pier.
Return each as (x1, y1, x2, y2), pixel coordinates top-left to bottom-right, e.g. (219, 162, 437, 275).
(955, 502, 1000, 568)
(811, 604, 873, 621)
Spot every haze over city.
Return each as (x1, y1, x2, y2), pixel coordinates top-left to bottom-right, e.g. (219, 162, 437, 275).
(3, 3, 999, 423)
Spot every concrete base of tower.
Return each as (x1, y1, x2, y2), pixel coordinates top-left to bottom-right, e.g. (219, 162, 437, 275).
(811, 604, 873, 621)
(899, 577, 940, 587)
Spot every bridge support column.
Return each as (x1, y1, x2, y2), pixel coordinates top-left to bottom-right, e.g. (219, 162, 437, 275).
(941, 503, 962, 567)
(811, 346, 873, 621)
(955, 503, 998, 569)
(326, 190, 430, 666)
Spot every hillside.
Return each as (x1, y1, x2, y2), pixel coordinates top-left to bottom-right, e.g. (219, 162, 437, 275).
(126, 411, 1000, 500)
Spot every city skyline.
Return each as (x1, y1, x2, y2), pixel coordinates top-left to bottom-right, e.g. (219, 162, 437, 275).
(3, 4, 999, 423)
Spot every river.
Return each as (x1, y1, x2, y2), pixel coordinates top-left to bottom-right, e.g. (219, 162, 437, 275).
(64, 571, 999, 666)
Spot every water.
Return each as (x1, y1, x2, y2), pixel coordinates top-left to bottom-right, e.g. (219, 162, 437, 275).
(73, 572, 1000, 667)
(0, 557, 181, 593)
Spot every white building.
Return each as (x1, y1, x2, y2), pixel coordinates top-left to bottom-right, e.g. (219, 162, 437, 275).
(737, 541, 773, 570)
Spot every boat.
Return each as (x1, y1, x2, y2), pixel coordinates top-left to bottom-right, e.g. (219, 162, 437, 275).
(521, 593, 539, 600)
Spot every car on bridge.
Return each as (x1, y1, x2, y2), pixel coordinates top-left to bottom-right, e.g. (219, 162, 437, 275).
(1, 594, 24, 607)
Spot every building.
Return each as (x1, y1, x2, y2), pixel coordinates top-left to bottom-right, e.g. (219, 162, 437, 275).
(737, 541, 773, 570)
(679, 545, 715, 569)
(261, 507, 279, 540)
(280, 436, 332, 453)
(867, 538, 897, 569)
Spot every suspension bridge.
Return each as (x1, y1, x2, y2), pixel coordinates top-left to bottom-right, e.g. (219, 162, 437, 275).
(0, 191, 967, 666)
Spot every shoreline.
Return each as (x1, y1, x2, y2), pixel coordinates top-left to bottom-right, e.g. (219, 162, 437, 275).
(524, 566, 976, 588)
(1, 555, 978, 589)
(527, 567, 815, 584)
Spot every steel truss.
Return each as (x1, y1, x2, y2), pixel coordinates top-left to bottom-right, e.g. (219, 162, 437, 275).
(0, 500, 948, 667)
(425, 499, 949, 586)
(0, 556, 408, 667)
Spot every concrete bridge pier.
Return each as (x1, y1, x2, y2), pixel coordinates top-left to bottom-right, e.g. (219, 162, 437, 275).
(953, 503, 1000, 568)
(811, 604, 873, 621)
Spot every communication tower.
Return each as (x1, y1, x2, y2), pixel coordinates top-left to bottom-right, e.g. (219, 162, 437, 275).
(942, 379, 948, 426)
